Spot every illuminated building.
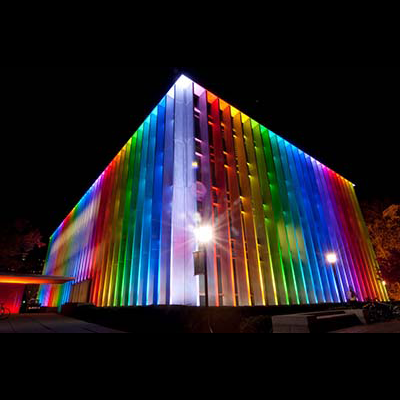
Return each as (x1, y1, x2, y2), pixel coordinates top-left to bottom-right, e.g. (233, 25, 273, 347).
(39, 75, 388, 309)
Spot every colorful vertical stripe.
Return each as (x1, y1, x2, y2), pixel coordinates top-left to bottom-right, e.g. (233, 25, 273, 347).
(39, 75, 388, 308)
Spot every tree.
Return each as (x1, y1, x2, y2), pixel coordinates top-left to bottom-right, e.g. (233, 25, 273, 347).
(0, 219, 46, 274)
(362, 201, 400, 300)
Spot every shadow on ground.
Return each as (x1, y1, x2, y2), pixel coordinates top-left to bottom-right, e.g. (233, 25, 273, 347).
(61, 303, 353, 333)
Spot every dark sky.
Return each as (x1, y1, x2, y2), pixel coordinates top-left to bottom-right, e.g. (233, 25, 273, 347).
(1, 67, 398, 239)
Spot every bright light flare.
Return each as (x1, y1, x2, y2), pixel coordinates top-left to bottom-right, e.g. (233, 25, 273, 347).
(194, 225, 213, 244)
(326, 253, 338, 264)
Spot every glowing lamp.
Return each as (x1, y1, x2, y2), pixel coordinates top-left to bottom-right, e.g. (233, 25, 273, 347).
(194, 225, 213, 244)
(326, 253, 338, 265)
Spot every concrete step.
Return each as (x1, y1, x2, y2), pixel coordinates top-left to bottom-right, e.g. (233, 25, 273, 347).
(272, 309, 368, 333)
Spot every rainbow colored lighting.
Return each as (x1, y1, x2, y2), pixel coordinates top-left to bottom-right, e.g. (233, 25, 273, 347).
(39, 76, 388, 308)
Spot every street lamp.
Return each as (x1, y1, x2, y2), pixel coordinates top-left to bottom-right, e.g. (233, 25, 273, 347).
(194, 225, 213, 245)
(193, 224, 213, 308)
(326, 253, 338, 265)
(326, 252, 344, 303)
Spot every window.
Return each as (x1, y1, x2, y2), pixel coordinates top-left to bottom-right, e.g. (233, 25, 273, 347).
(211, 164, 217, 187)
(224, 153, 229, 167)
(214, 206, 219, 226)
(239, 182, 244, 197)
(225, 169, 230, 192)
(197, 201, 203, 215)
(232, 259, 239, 297)
(194, 95, 200, 109)
(195, 140, 202, 154)
(208, 124, 214, 147)
(196, 156, 202, 182)
(228, 210, 233, 228)
(217, 257, 223, 295)
(231, 245, 237, 258)
(194, 115, 201, 139)
(212, 190, 218, 205)
(207, 102, 212, 117)
(222, 137, 227, 153)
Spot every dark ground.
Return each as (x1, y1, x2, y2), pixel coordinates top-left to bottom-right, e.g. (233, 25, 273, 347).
(59, 303, 380, 334)
(332, 320, 400, 333)
(2, 306, 399, 333)
(0, 313, 123, 334)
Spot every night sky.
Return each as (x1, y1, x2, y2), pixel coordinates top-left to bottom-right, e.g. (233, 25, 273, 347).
(1, 67, 398, 240)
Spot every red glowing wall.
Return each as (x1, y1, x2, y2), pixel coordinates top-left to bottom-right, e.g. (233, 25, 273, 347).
(0, 284, 25, 314)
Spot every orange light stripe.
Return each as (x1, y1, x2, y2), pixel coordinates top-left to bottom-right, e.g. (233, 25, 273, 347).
(0, 276, 74, 285)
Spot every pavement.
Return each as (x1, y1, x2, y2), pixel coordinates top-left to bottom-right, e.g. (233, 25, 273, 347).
(332, 320, 400, 333)
(0, 313, 124, 334)
(2, 312, 400, 334)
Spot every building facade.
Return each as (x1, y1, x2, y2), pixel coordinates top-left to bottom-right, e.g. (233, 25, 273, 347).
(39, 76, 388, 309)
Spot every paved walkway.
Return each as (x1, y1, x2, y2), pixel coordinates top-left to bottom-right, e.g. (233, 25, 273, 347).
(0, 314, 124, 334)
(332, 320, 400, 333)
